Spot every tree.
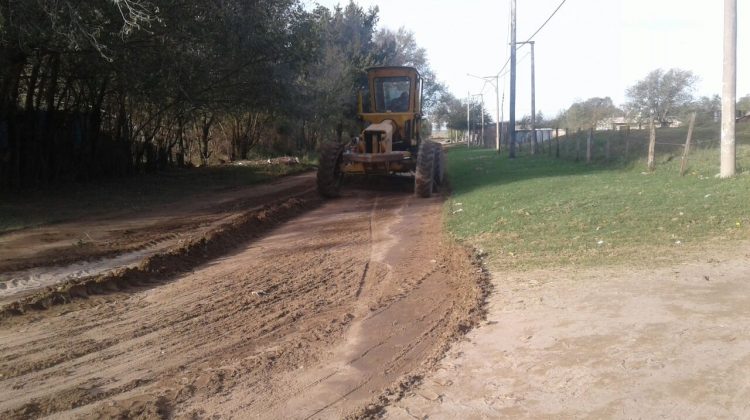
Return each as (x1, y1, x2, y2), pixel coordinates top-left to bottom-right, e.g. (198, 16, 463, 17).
(738, 94, 750, 116)
(562, 97, 619, 130)
(691, 95, 721, 125)
(372, 27, 445, 112)
(0, 0, 442, 190)
(625, 68, 697, 127)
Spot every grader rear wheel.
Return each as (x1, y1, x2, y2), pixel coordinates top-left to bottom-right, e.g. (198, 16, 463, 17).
(433, 142, 444, 187)
(415, 140, 435, 198)
(317, 142, 345, 198)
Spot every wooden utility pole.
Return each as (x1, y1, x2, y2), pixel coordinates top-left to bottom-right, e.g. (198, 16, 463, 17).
(586, 128, 593, 163)
(721, 0, 736, 177)
(509, 0, 517, 158)
(680, 113, 696, 176)
(647, 118, 656, 171)
(555, 128, 560, 158)
(575, 128, 581, 161)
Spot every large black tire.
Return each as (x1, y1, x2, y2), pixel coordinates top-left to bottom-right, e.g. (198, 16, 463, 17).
(415, 140, 435, 198)
(433, 142, 444, 187)
(317, 142, 345, 198)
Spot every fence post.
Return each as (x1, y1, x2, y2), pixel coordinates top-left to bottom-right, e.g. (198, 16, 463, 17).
(547, 131, 551, 155)
(575, 128, 581, 161)
(624, 126, 630, 158)
(555, 127, 560, 158)
(647, 118, 656, 171)
(680, 113, 697, 176)
(586, 128, 593, 164)
(606, 130, 612, 161)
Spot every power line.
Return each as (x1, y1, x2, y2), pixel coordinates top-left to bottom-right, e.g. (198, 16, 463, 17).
(524, 0, 568, 43)
(495, 0, 568, 77)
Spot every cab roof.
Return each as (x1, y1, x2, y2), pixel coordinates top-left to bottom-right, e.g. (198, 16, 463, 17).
(366, 66, 421, 78)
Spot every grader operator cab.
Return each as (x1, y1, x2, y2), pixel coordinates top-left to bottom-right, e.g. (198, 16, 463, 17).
(317, 66, 443, 198)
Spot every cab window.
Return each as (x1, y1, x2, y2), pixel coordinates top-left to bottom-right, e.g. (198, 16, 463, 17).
(374, 77, 411, 112)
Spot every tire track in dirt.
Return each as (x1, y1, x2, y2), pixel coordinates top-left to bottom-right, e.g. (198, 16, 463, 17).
(0, 188, 487, 419)
(0, 171, 316, 275)
(0, 190, 321, 318)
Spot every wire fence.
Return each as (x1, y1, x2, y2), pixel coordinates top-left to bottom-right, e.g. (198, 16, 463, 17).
(452, 118, 750, 173)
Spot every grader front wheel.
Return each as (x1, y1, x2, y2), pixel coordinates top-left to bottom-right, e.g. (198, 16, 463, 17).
(317, 142, 345, 198)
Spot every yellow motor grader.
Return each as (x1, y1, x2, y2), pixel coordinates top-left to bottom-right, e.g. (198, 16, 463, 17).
(317, 66, 443, 198)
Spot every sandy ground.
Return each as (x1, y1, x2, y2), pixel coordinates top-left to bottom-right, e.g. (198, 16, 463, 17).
(386, 247, 750, 419)
(0, 183, 484, 419)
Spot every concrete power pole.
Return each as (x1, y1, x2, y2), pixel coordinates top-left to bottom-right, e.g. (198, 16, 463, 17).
(530, 41, 536, 155)
(495, 78, 500, 152)
(468, 74, 501, 152)
(721, 0, 736, 178)
(473, 93, 484, 147)
(509, 0, 517, 158)
(500, 90, 505, 149)
(518, 41, 537, 154)
(467, 92, 471, 148)
(481, 95, 485, 147)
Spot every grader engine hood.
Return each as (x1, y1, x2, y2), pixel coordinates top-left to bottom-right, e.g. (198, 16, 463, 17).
(361, 120, 398, 154)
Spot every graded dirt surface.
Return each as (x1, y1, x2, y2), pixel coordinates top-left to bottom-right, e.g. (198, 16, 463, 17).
(386, 247, 750, 419)
(0, 184, 484, 419)
(0, 172, 316, 304)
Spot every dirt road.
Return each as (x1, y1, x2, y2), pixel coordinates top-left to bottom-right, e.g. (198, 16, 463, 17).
(386, 248, 750, 419)
(0, 172, 315, 305)
(0, 180, 484, 419)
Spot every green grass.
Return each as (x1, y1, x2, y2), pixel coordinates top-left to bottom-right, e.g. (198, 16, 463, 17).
(0, 162, 313, 233)
(444, 141, 750, 270)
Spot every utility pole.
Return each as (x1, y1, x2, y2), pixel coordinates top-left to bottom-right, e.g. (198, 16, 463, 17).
(466, 91, 471, 148)
(530, 41, 536, 154)
(518, 41, 536, 154)
(468, 74, 501, 152)
(500, 90, 505, 149)
(496, 82, 501, 152)
(481, 95, 485, 147)
(471, 93, 484, 147)
(509, 0, 517, 158)
(721, 0, 736, 178)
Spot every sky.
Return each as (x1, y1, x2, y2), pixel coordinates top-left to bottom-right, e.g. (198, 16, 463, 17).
(305, 0, 748, 121)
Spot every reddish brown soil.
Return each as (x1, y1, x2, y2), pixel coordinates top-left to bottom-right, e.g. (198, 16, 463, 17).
(0, 183, 485, 419)
(0, 172, 316, 274)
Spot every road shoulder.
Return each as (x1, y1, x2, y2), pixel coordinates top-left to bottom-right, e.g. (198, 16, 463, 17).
(386, 247, 750, 419)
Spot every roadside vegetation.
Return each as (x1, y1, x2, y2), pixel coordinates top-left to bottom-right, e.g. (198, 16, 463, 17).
(0, 1, 442, 191)
(0, 161, 312, 233)
(444, 124, 750, 270)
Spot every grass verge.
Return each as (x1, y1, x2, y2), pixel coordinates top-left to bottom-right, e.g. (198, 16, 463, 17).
(444, 143, 750, 270)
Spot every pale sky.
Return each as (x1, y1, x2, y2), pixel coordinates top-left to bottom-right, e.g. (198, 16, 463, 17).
(306, 0, 748, 121)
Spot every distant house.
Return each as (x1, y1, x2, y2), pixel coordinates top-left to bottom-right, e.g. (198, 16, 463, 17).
(596, 117, 639, 131)
(597, 116, 682, 131)
(738, 112, 750, 124)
